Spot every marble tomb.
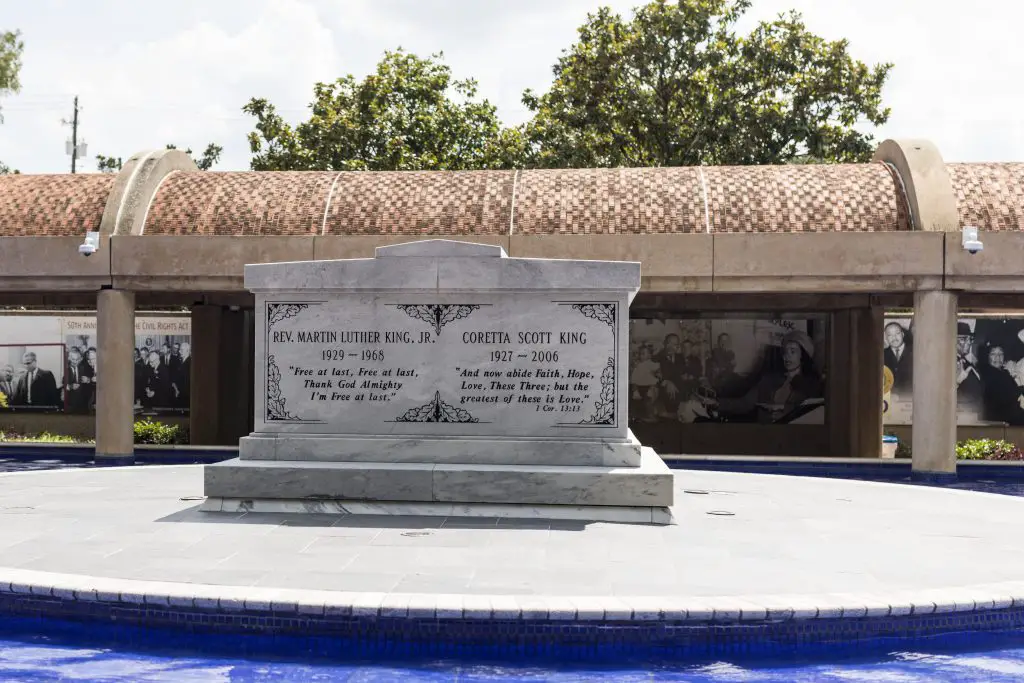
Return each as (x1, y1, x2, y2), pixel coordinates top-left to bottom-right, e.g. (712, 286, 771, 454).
(202, 239, 675, 524)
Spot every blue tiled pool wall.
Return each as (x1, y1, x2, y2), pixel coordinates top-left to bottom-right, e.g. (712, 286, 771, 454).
(6, 443, 1024, 483)
(666, 458, 1024, 483)
(0, 444, 236, 466)
(5, 591, 1024, 662)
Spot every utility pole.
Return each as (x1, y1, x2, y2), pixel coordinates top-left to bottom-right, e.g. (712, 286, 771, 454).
(62, 96, 87, 173)
(70, 96, 78, 173)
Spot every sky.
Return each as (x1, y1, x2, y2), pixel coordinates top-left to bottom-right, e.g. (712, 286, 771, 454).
(0, 0, 1021, 174)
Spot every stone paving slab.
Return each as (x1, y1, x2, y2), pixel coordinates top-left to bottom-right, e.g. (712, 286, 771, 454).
(2, 465, 1024, 623)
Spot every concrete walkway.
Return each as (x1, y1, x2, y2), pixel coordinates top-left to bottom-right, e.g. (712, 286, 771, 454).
(1, 465, 1023, 621)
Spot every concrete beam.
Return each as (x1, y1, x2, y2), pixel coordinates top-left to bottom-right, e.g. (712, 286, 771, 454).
(509, 234, 714, 292)
(712, 232, 945, 293)
(110, 235, 315, 291)
(945, 231, 1024, 292)
(0, 237, 111, 291)
(314, 234, 509, 261)
(632, 292, 875, 313)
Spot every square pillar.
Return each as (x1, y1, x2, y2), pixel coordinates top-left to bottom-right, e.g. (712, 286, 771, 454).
(190, 305, 255, 446)
(245, 308, 256, 435)
(217, 307, 252, 444)
(827, 310, 854, 458)
(911, 290, 958, 478)
(189, 304, 222, 445)
(95, 289, 136, 462)
(852, 306, 884, 458)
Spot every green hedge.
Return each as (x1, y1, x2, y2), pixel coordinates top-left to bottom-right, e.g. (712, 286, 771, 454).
(956, 438, 1024, 461)
(0, 430, 79, 443)
(0, 420, 189, 445)
(132, 419, 189, 445)
(886, 434, 1024, 461)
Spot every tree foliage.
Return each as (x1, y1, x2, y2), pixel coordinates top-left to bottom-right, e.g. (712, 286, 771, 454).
(165, 143, 223, 171)
(96, 143, 223, 173)
(522, 0, 892, 167)
(244, 49, 525, 171)
(95, 154, 122, 173)
(0, 29, 24, 174)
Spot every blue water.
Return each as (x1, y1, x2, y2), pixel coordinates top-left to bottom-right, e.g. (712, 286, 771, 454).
(5, 456, 1024, 681)
(6, 632, 1024, 682)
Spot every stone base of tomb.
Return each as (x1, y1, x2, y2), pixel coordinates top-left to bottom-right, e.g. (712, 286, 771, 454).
(236, 432, 645, 467)
(202, 446, 676, 525)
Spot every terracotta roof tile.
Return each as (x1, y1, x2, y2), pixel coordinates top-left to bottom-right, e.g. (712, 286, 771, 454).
(947, 163, 1024, 232)
(144, 172, 336, 235)
(0, 163, 940, 238)
(0, 173, 114, 236)
(703, 163, 910, 233)
(513, 167, 705, 234)
(323, 171, 514, 235)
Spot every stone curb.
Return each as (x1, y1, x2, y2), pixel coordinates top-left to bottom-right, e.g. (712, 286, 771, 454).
(1, 567, 1022, 624)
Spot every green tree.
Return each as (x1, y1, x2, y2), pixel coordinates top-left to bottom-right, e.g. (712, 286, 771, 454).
(523, 0, 892, 167)
(0, 30, 24, 174)
(165, 143, 223, 171)
(244, 49, 525, 171)
(96, 154, 122, 173)
(96, 143, 223, 173)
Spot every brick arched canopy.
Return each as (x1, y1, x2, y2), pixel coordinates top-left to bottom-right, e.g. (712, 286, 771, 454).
(1, 155, 1021, 238)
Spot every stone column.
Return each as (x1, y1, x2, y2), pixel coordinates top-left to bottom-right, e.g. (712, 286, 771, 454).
(244, 308, 256, 435)
(827, 310, 854, 458)
(911, 290, 958, 478)
(217, 307, 251, 444)
(95, 289, 136, 463)
(189, 304, 222, 445)
(853, 306, 885, 458)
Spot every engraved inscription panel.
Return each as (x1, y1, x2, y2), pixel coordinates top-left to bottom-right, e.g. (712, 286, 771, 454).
(261, 295, 620, 437)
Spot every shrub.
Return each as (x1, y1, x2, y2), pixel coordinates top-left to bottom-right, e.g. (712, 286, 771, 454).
(0, 391, 7, 409)
(133, 419, 188, 445)
(0, 430, 82, 443)
(956, 439, 1024, 461)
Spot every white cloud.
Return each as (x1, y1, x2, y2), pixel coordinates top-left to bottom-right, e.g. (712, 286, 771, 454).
(1, 0, 339, 172)
(1, 0, 1022, 173)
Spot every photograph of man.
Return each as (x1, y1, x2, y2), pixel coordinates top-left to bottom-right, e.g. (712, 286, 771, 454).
(141, 350, 172, 410)
(160, 342, 180, 378)
(64, 347, 93, 413)
(655, 333, 688, 415)
(133, 347, 144, 405)
(678, 339, 703, 399)
(12, 351, 60, 408)
(978, 345, 1024, 424)
(703, 330, 824, 423)
(172, 341, 191, 409)
(0, 364, 14, 405)
(956, 321, 983, 411)
(82, 347, 98, 410)
(883, 321, 913, 397)
(706, 332, 737, 388)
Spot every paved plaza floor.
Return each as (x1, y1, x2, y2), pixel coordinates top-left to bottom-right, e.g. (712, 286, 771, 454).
(1, 465, 1024, 618)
